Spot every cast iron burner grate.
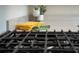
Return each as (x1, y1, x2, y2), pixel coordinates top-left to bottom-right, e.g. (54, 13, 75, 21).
(0, 30, 79, 53)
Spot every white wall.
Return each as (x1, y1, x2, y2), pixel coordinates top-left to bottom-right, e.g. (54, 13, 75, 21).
(45, 5, 79, 15)
(6, 5, 28, 20)
(0, 5, 28, 34)
(0, 6, 7, 34)
(44, 5, 79, 32)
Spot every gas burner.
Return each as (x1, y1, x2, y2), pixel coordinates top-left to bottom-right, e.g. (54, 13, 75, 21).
(0, 30, 79, 53)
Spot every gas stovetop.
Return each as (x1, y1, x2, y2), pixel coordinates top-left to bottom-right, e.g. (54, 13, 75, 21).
(0, 30, 79, 53)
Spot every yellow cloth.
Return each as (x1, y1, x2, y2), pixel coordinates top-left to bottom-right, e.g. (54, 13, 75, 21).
(16, 21, 44, 31)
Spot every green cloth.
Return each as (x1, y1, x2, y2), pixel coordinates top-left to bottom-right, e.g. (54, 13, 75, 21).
(32, 25, 50, 31)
